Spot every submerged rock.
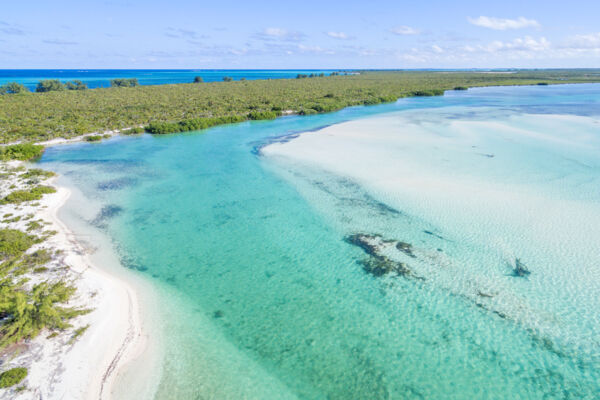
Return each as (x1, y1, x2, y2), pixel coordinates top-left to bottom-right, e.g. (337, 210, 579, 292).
(396, 241, 416, 258)
(346, 233, 418, 278)
(360, 256, 411, 277)
(345, 234, 384, 258)
(511, 258, 531, 277)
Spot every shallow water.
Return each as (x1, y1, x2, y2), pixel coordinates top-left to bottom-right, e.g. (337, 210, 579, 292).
(41, 84, 600, 399)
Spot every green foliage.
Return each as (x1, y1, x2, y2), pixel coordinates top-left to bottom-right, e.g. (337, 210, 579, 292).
(222, 76, 233, 82)
(146, 115, 246, 134)
(454, 86, 468, 90)
(193, 76, 203, 83)
(0, 144, 45, 161)
(64, 80, 88, 90)
(110, 78, 139, 87)
(68, 324, 89, 344)
(1, 71, 599, 142)
(0, 367, 27, 388)
(0, 280, 89, 348)
(36, 80, 65, 93)
(0, 82, 29, 95)
(248, 110, 278, 120)
(0, 186, 56, 205)
(0, 229, 36, 261)
(21, 168, 56, 179)
(122, 127, 144, 135)
(84, 135, 103, 142)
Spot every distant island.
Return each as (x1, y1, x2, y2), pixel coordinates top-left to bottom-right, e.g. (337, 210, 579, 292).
(1, 70, 600, 143)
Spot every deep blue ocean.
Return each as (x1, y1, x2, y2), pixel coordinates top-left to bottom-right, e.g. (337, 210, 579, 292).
(0, 69, 344, 90)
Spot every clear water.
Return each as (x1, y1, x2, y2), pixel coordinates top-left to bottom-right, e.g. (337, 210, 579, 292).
(0, 69, 341, 90)
(40, 84, 600, 399)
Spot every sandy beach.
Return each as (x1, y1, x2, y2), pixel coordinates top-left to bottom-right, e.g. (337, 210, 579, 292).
(0, 164, 148, 399)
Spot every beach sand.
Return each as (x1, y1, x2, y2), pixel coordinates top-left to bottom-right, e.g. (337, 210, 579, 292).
(0, 167, 151, 399)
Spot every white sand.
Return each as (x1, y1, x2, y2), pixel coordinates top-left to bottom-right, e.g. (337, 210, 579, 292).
(0, 170, 149, 399)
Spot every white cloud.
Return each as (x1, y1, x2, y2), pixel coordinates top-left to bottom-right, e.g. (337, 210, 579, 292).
(390, 26, 419, 35)
(326, 31, 350, 40)
(297, 44, 334, 55)
(256, 27, 305, 42)
(468, 16, 540, 30)
(564, 32, 600, 49)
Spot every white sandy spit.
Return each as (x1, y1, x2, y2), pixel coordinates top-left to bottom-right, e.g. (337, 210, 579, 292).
(0, 163, 147, 400)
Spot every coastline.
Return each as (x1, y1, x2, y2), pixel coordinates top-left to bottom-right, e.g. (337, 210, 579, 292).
(43, 183, 147, 400)
(0, 168, 152, 399)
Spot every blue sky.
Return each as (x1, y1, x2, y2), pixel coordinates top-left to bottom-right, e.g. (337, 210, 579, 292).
(1, 0, 599, 68)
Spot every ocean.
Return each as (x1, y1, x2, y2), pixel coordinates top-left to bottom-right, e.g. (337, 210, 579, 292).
(40, 84, 600, 399)
(0, 69, 342, 90)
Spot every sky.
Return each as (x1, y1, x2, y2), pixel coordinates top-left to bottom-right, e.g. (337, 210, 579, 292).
(1, 0, 599, 69)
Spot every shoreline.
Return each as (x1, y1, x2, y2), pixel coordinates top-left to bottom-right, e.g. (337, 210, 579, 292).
(45, 183, 147, 400)
(0, 168, 150, 399)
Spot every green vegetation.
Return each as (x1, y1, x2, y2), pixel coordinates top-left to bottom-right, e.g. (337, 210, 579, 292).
(146, 115, 247, 134)
(0, 227, 88, 349)
(0, 186, 56, 205)
(0, 82, 29, 95)
(0, 229, 36, 260)
(68, 324, 89, 344)
(84, 135, 103, 142)
(21, 168, 56, 179)
(64, 80, 88, 91)
(1, 70, 599, 142)
(453, 86, 468, 90)
(36, 80, 65, 93)
(248, 110, 278, 120)
(122, 127, 145, 135)
(110, 78, 139, 87)
(0, 280, 88, 348)
(0, 144, 45, 161)
(193, 76, 203, 83)
(0, 367, 27, 388)
(222, 76, 233, 82)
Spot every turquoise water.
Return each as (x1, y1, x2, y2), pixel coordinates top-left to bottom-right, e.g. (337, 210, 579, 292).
(40, 84, 600, 399)
(0, 69, 342, 90)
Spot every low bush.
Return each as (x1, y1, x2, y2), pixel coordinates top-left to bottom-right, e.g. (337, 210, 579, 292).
(248, 110, 278, 120)
(0, 186, 56, 205)
(110, 78, 138, 88)
(21, 168, 56, 179)
(0, 229, 36, 261)
(84, 135, 103, 142)
(0, 144, 45, 161)
(0, 367, 27, 388)
(121, 127, 145, 135)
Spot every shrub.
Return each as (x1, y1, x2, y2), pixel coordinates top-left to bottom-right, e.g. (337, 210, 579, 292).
(64, 80, 88, 90)
(454, 86, 468, 90)
(84, 135, 103, 142)
(0, 144, 45, 161)
(21, 168, 56, 179)
(193, 76, 203, 83)
(0, 367, 27, 388)
(0, 186, 56, 205)
(222, 77, 233, 82)
(0, 281, 89, 348)
(0, 82, 29, 95)
(110, 78, 138, 87)
(537, 82, 549, 86)
(121, 127, 144, 135)
(36, 80, 64, 93)
(0, 229, 36, 260)
(248, 111, 278, 120)
(146, 115, 246, 134)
